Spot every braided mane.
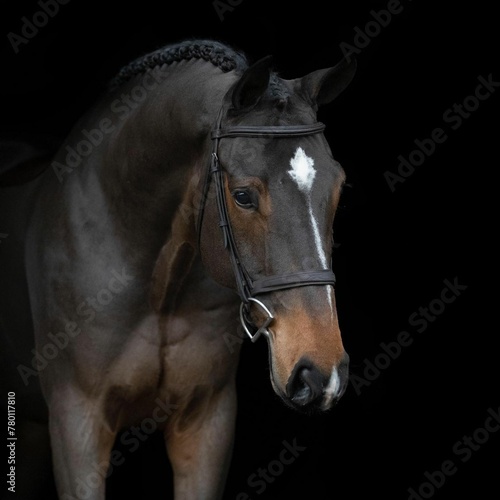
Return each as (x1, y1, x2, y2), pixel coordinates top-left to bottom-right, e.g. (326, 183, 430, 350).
(109, 39, 249, 90)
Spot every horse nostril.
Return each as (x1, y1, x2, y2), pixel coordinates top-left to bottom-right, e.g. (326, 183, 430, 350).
(296, 368, 322, 402)
(287, 360, 324, 407)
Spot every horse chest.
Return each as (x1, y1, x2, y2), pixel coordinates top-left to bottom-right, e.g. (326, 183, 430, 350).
(103, 306, 240, 429)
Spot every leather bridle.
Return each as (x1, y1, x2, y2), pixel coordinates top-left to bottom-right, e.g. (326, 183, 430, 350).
(197, 108, 337, 342)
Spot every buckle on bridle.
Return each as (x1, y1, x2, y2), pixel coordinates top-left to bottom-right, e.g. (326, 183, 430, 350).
(239, 297, 274, 343)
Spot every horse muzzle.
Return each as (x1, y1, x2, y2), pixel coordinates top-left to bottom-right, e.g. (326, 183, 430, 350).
(282, 354, 350, 413)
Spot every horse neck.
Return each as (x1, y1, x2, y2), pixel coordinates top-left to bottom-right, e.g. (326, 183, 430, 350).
(85, 63, 235, 253)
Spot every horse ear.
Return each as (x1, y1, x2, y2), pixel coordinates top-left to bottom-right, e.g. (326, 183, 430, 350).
(230, 55, 273, 110)
(299, 56, 357, 107)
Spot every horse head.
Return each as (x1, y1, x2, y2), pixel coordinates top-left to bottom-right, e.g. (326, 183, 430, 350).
(199, 54, 356, 413)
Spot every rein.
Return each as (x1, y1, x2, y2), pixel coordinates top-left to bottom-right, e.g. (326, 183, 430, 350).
(197, 109, 337, 342)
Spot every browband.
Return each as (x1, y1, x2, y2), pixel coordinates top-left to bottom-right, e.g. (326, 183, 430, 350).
(212, 122, 325, 139)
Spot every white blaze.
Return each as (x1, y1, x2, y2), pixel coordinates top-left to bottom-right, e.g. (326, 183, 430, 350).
(288, 147, 316, 193)
(287, 147, 333, 318)
(309, 210, 328, 269)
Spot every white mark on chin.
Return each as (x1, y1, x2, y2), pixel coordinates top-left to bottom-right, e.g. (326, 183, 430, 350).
(321, 367, 340, 410)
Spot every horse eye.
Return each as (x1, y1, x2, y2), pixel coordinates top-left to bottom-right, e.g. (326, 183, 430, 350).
(233, 190, 253, 208)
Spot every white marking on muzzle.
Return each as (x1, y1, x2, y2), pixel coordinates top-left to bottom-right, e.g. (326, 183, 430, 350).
(321, 367, 340, 410)
(288, 147, 334, 319)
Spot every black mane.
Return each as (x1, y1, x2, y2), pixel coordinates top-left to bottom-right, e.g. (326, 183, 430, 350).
(109, 39, 249, 90)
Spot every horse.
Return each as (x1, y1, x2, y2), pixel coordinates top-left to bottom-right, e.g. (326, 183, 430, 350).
(0, 39, 356, 499)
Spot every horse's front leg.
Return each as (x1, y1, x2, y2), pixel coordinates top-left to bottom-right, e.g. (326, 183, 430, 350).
(164, 380, 238, 500)
(47, 384, 116, 500)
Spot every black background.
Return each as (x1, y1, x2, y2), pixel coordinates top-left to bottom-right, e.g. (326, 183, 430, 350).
(0, 1, 497, 499)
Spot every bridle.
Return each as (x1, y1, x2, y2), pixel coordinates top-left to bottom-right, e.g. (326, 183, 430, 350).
(197, 107, 337, 342)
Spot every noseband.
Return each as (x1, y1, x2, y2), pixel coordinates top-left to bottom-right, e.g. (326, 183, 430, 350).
(197, 109, 337, 342)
